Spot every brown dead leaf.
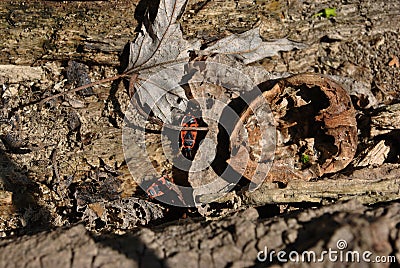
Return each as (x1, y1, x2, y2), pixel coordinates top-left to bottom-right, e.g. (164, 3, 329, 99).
(230, 73, 358, 185)
(388, 55, 399, 68)
(88, 202, 106, 218)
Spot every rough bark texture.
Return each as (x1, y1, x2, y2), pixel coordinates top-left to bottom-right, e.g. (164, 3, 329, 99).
(241, 164, 400, 205)
(1, 0, 400, 267)
(1, 200, 400, 267)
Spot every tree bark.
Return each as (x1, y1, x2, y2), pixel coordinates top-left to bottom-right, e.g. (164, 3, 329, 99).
(1, 200, 400, 267)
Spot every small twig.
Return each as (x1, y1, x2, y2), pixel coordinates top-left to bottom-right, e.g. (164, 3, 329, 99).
(39, 73, 128, 106)
(50, 145, 60, 183)
(128, 73, 139, 99)
(37, 55, 191, 107)
(37, 64, 209, 131)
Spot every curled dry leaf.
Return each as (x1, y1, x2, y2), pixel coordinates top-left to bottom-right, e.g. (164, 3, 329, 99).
(126, 0, 306, 124)
(329, 75, 378, 109)
(185, 55, 278, 205)
(230, 73, 358, 184)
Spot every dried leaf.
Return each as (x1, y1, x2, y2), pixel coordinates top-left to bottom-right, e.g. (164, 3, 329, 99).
(127, 0, 201, 123)
(127, 0, 199, 72)
(134, 64, 190, 123)
(329, 75, 378, 109)
(205, 27, 307, 65)
(127, 2, 306, 123)
(388, 55, 399, 68)
(230, 73, 358, 184)
(186, 55, 277, 200)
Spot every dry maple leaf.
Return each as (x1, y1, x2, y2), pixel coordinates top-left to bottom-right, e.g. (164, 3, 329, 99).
(39, 0, 307, 126)
(125, 0, 306, 123)
(125, 0, 201, 123)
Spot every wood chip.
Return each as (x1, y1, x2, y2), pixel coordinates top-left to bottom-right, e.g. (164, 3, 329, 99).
(388, 55, 399, 68)
(355, 140, 391, 167)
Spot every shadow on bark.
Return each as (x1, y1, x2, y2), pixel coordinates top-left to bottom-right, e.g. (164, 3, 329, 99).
(0, 149, 52, 236)
(95, 232, 168, 268)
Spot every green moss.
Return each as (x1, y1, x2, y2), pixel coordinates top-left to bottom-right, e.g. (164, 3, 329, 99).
(301, 153, 310, 164)
(312, 8, 337, 19)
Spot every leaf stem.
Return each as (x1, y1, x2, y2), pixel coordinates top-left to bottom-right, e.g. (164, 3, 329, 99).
(38, 73, 128, 106)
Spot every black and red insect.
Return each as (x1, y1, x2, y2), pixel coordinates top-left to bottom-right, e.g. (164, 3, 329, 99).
(146, 175, 185, 206)
(180, 114, 198, 159)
